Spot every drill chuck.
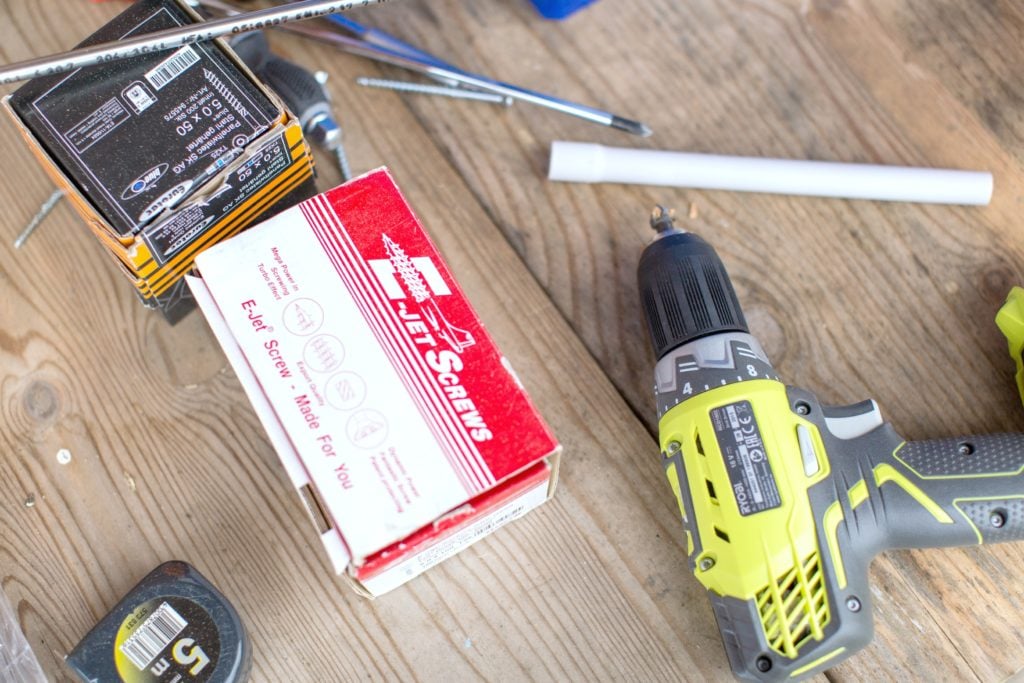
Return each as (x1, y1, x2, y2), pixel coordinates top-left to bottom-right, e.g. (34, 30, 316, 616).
(638, 209, 748, 361)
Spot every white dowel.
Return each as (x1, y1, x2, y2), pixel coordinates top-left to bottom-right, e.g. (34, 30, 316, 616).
(548, 141, 993, 205)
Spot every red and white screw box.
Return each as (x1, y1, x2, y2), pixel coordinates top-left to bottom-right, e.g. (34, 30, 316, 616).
(187, 168, 561, 596)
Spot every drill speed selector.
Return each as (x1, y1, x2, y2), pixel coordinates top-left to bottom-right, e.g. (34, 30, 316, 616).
(654, 333, 780, 419)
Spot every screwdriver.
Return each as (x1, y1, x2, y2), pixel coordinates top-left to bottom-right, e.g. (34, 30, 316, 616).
(230, 31, 352, 181)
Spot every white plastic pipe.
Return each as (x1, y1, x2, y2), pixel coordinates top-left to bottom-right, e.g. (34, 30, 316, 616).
(548, 141, 993, 205)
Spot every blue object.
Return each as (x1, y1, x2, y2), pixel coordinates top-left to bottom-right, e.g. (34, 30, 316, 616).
(528, 0, 598, 19)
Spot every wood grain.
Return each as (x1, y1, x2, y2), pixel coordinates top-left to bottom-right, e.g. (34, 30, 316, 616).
(0, 0, 1021, 681)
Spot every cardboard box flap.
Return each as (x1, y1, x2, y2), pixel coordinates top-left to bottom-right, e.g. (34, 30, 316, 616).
(188, 273, 354, 572)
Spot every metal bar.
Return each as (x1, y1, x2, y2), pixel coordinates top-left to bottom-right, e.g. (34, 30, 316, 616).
(0, 0, 394, 85)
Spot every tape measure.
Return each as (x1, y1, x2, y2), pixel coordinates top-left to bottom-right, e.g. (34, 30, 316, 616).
(66, 561, 249, 683)
(996, 286, 1024, 408)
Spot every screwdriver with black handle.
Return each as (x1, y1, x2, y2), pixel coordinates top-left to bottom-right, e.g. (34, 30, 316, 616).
(637, 206, 1024, 680)
(229, 30, 352, 181)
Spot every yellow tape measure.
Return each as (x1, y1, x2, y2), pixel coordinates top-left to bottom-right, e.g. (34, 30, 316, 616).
(996, 287, 1024, 407)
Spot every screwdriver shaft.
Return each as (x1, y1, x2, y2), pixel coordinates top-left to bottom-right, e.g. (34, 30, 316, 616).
(356, 77, 512, 105)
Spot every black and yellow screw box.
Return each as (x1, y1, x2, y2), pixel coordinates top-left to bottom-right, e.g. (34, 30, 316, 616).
(3, 0, 316, 322)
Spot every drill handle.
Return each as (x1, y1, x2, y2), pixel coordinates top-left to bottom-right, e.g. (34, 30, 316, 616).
(796, 424, 1024, 681)
(869, 433, 1024, 550)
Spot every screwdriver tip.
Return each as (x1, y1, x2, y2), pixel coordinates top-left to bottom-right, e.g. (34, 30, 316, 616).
(611, 116, 653, 137)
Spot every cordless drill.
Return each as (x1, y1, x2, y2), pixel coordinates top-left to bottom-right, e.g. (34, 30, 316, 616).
(637, 207, 1024, 681)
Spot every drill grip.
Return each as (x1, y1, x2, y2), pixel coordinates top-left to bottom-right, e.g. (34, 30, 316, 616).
(871, 433, 1024, 550)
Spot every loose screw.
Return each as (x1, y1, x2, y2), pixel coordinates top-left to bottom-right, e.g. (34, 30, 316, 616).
(14, 189, 64, 249)
(333, 145, 353, 183)
(356, 77, 513, 106)
(309, 71, 352, 182)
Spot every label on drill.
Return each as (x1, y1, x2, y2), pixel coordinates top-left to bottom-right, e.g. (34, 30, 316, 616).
(710, 400, 781, 516)
(114, 597, 221, 682)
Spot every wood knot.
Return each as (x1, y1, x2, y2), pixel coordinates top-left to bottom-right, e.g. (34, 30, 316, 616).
(981, 266, 1017, 305)
(22, 380, 59, 422)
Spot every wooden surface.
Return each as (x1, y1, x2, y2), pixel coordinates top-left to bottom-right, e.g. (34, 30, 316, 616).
(1, 0, 1023, 680)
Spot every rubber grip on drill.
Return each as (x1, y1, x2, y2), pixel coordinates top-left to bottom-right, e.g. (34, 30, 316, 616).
(878, 434, 1024, 548)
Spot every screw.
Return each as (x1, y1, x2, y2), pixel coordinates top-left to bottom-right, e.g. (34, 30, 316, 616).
(958, 442, 975, 456)
(755, 656, 772, 673)
(333, 144, 353, 183)
(698, 557, 715, 571)
(846, 596, 862, 612)
(666, 440, 682, 455)
(356, 77, 514, 106)
(794, 401, 811, 416)
(14, 189, 65, 249)
(991, 510, 1006, 528)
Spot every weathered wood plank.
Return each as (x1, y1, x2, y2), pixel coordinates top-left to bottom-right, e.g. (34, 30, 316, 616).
(0, 0, 1021, 680)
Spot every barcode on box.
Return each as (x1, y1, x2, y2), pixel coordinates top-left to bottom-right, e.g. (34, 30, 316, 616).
(145, 46, 200, 90)
(118, 601, 188, 670)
